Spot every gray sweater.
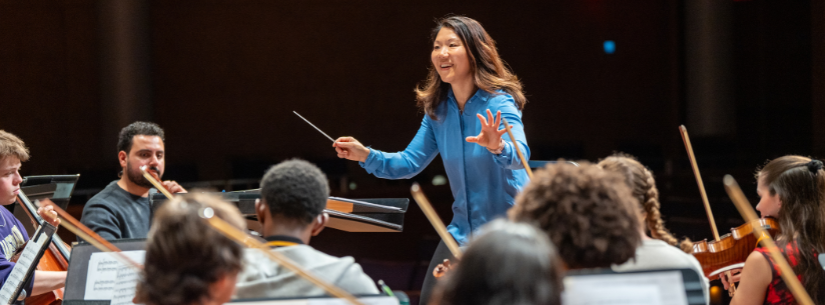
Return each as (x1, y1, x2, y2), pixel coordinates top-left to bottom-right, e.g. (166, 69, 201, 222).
(79, 181, 152, 240)
(234, 245, 380, 299)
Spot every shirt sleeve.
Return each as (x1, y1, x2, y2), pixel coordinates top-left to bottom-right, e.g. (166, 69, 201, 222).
(359, 116, 439, 179)
(490, 97, 530, 170)
(79, 201, 121, 240)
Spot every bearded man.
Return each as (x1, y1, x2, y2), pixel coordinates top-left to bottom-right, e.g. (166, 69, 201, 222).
(80, 122, 186, 240)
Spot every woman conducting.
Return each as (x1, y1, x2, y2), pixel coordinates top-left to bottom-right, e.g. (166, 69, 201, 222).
(333, 16, 530, 304)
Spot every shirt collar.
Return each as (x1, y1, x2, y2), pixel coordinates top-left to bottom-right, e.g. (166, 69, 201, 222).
(447, 87, 491, 105)
(264, 235, 305, 248)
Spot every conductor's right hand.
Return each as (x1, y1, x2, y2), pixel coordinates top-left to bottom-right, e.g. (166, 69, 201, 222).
(333, 137, 370, 162)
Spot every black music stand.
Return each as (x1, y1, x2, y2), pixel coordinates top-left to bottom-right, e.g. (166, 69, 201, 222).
(15, 175, 80, 237)
(63, 239, 146, 305)
(149, 191, 409, 233)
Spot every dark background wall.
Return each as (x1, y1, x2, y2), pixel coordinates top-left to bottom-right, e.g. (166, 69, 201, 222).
(1, 0, 822, 302)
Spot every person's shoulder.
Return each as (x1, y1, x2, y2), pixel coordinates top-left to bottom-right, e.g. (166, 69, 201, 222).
(86, 181, 128, 206)
(485, 90, 517, 108)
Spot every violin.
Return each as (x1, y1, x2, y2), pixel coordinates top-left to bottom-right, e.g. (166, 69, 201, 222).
(14, 191, 71, 305)
(691, 217, 780, 279)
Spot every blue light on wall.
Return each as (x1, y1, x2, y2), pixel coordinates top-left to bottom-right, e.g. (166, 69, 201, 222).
(603, 40, 616, 54)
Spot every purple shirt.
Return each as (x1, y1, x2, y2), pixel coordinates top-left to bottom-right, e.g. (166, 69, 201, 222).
(0, 205, 34, 298)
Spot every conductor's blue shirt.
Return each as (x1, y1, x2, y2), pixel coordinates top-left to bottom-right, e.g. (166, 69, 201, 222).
(360, 89, 530, 245)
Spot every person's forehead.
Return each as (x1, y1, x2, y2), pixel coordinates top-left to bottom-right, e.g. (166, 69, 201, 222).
(435, 28, 459, 41)
(131, 135, 165, 150)
(0, 156, 21, 170)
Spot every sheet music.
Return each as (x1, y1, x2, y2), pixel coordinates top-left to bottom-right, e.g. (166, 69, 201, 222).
(83, 250, 145, 300)
(0, 226, 52, 305)
(562, 271, 687, 305)
(110, 265, 141, 305)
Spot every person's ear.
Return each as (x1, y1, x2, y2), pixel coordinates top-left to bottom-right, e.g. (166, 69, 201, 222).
(118, 151, 128, 168)
(310, 213, 329, 236)
(255, 199, 268, 226)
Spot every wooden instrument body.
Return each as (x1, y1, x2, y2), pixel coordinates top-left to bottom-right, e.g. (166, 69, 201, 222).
(692, 217, 779, 280)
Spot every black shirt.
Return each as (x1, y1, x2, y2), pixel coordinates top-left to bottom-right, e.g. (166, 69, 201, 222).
(79, 181, 152, 240)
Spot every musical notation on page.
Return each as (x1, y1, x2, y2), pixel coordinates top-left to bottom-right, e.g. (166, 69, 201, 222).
(83, 250, 145, 300)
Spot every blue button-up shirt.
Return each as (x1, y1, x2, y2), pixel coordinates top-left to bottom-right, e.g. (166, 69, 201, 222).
(360, 89, 530, 245)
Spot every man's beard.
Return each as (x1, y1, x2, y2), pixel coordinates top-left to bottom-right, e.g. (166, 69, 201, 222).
(126, 162, 160, 189)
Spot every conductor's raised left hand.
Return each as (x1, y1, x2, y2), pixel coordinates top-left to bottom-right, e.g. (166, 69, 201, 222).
(465, 109, 512, 149)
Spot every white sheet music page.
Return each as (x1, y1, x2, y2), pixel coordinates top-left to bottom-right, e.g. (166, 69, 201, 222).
(110, 264, 141, 305)
(83, 250, 145, 300)
(0, 228, 50, 305)
(562, 271, 687, 305)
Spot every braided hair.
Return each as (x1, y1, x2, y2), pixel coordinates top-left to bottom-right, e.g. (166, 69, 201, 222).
(599, 153, 693, 253)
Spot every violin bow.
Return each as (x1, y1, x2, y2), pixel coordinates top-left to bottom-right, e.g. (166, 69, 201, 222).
(723, 176, 814, 305)
(140, 166, 174, 199)
(198, 207, 366, 305)
(679, 125, 737, 295)
(501, 118, 533, 179)
(39, 199, 142, 270)
(411, 183, 462, 259)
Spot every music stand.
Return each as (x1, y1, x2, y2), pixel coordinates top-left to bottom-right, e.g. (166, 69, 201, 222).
(149, 191, 409, 233)
(62, 239, 146, 305)
(15, 175, 80, 238)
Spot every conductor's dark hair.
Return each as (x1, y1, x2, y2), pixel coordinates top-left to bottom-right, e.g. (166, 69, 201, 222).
(433, 219, 564, 305)
(415, 15, 526, 120)
(117, 121, 165, 153)
(260, 159, 329, 225)
(136, 193, 245, 305)
(509, 161, 641, 269)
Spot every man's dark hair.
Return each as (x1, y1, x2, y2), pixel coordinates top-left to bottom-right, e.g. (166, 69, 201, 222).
(260, 159, 329, 224)
(117, 121, 165, 153)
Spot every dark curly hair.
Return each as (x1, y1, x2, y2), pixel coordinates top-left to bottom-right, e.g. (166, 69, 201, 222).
(433, 219, 564, 305)
(260, 159, 329, 225)
(598, 153, 693, 253)
(117, 121, 165, 153)
(135, 193, 246, 305)
(509, 161, 641, 269)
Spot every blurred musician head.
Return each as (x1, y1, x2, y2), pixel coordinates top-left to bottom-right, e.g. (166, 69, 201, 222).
(256, 159, 329, 244)
(509, 161, 641, 269)
(598, 154, 692, 252)
(415, 15, 526, 120)
(0, 130, 29, 206)
(431, 219, 564, 305)
(136, 193, 246, 305)
(739, 155, 825, 303)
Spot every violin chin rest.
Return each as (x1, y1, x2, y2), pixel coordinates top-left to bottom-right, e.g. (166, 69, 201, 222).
(709, 262, 746, 278)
